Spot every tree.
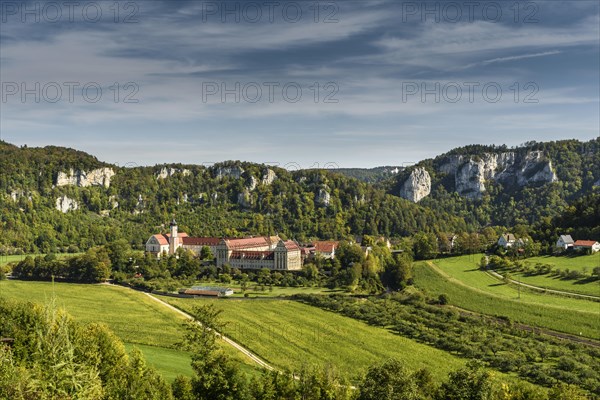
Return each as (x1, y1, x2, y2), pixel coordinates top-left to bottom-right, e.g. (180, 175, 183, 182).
(182, 304, 248, 400)
(381, 255, 412, 291)
(438, 361, 495, 400)
(358, 358, 428, 400)
(413, 233, 438, 260)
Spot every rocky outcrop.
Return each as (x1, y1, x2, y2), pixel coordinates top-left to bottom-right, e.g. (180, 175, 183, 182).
(443, 151, 557, 199)
(56, 196, 78, 213)
(399, 168, 431, 203)
(247, 176, 258, 191)
(156, 167, 191, 179)
(216, 166, 244, 180)
(56, 168, 115, 188)
(594, 179, 600, 187)
(516, 151, 558, 186)
(237, 190, 252, 208)
(316, 188, 331, 206)
(262, 169, 277, 185)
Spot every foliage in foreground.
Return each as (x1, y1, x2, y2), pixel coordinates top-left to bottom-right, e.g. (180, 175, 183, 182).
(0, 297, 173, 400)
(0, 298, 594, 399)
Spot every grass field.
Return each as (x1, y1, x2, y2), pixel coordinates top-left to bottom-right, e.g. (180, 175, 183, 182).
(0, 280, 258, 381)
(163, 297, 466, 382)
(511, 255, 600, 297)
(414, 259, 600, 339)
(195, 280, 345, 298)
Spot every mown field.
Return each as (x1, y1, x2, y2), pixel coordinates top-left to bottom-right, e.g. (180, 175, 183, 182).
(164, 297, 466, 382)
(414, 260, 600, 339)
(432, 255, 599, 312)
(195, 280, 344, 298)
(0, 280, 257, 381)
(513, 254, 600, 297)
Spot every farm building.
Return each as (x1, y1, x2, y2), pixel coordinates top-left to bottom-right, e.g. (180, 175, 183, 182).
(179, 286, 234, 297)
(573, 240, 600, 253)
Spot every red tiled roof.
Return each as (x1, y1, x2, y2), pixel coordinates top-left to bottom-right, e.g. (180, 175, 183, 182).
(225, 236, 274, 249)
(182, 237, 221, 246)
(284, 240, 300, 251)
(152, 234, 169, 246)
(313, 241, 339, 253)
(574, 240, 599, 247)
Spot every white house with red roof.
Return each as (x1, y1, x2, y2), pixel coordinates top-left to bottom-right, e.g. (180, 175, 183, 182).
(573, 240, 600, 253)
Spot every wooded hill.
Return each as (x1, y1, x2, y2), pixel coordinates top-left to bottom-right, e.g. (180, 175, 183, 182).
(0, 138, 598, 254)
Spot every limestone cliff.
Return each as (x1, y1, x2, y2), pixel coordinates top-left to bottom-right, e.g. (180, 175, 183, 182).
(56, 196, 78, 213)
(262, 169, 277, 185)
(399, 167, 431, 203)
(216, 166, 244, 179)
(440, 151, 557, 199)
(56, 168, 115, 188)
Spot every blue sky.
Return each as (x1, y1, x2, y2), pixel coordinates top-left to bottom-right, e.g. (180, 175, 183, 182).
(1, 0, 598, 168)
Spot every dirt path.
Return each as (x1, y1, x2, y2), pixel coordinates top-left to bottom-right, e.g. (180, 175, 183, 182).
(144, 293, 275, 371)
(486, 269, 600, 301)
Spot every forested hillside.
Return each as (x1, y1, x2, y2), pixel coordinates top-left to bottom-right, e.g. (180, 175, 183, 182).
(386, 139, 600, 234)
(0, 141, 464, 253)
(0, 139, 598, 254)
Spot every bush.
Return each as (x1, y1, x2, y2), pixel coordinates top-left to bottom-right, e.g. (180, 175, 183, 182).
(438, 294, 449, 305)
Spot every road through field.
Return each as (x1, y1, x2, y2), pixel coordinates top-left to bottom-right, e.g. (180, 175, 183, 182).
(144, 293, 275, 371)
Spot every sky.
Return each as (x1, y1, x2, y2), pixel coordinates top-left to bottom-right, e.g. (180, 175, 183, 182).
(1, 0, 599, 168)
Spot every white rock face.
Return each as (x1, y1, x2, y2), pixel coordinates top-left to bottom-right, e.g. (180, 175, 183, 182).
(517, 151, 558, 185)
(10, 190, 24, 202)
(156, 167, 177, 179)
(216, 166, 244, 179)
(317, 188, 331, 206)
(237, 190, 252, 207)
(399, 167, 431, 203)
(56, 168, 115, 188)
(247, 176, 258, 191)
(262, 169, 277, 185)
(594, 179, 600, 187)
(156, 167, 191, 179)
(109, 195, 119, 209)
(56, 196, 78, 213)
(448, 151, 556, 199)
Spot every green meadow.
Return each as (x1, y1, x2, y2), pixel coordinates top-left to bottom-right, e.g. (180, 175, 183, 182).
(163, 297, 466, 382)
(414, 259, 600, 339)
(0, 280, 257, 381)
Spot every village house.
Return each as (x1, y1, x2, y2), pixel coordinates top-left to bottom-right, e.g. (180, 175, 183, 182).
(556, 235, 575, 250)
(497, 234, 516, 248)
(573, 240, 600, 253)
(312, 240, 340, 259)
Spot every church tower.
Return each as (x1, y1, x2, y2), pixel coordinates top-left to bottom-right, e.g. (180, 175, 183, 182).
(169, 218, 178, 255)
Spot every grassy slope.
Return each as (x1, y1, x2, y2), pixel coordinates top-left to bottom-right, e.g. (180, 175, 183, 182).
(195, 280, 345, 298)
(164, 297, 465, 382)
(0, 280, 258, 381)
(0, 253, 79, 266)
(512, 255, 600, 297)
(414, 259, 600, 339)
(433, 255, 599, 312)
